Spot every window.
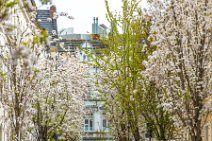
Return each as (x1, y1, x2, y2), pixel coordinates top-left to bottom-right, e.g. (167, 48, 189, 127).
(103, 119, 107, 129)
(84, 119, 93, 131)
(103, 119, 110, 130)
(83, 55, 86, 61)
(85, 119, 88, 130)
(102, 119, 111, 131)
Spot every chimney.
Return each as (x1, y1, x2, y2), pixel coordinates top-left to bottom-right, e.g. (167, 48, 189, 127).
(92, 17, 96, 34)
(96, 17, 98, 34)
(50, 5, 56, 17)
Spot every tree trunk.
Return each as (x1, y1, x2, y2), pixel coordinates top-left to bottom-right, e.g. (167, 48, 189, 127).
(133, 126, 140, 141)
(38, 125, 48, 141)
(118, 123, 128, 141)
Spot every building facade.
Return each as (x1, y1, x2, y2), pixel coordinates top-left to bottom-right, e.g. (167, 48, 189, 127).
(59, 27, 74, 35)
(79, 41, 113, 141)
(60, 33, 91, 40)
(37, 5, 58, 37)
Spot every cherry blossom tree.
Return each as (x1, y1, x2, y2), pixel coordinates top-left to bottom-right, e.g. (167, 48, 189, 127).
(0, 22, 45, 141)
(0, 0, 17, 23)
(32, 53, 88, 140)
(0, 0, 48, 140)
(1, 1, 86, 141)
(144, 0, 212, 140)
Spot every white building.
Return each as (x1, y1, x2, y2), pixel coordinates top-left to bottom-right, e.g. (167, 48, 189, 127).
(80, 41, 113, 141)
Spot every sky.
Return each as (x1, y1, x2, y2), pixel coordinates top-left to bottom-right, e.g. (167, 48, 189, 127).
(36, 0, 147, 34)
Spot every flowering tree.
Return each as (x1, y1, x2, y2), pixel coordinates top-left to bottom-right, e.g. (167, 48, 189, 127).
(1, 1, 86, 141)
(0, 0, 17, 23)
(144, 0, 212, 140)
(0, 0, 48, 140)
(0, 22, 44, 140)
(32, 53, 87, 140)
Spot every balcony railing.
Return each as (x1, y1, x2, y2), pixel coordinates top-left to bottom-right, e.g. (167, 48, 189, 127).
(84, 127, 93, 132)
(84, 127, 111, 133)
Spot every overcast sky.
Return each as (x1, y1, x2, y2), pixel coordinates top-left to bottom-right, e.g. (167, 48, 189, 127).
(36, 0, 147, 34)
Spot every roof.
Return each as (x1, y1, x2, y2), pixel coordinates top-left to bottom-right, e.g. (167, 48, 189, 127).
(49, 38, 106, 53)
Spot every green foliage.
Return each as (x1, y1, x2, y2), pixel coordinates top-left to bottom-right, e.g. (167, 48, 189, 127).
(40, 0, 50, 4)
(139, 81, 176, 140)
(81, 0, 159, 140)
(81, 0, 176, 140)
(0, 0, 18, 23)
(4, 0, 18, 7)
(33, 29, 49, 45)
(0, 71, 7, 81)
